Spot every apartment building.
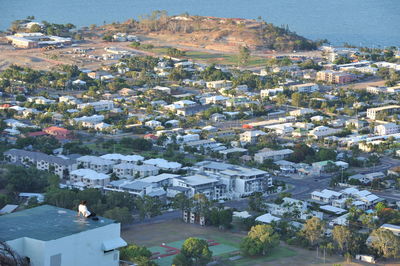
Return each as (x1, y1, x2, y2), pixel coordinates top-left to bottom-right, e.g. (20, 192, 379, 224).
(69, 169, 110, 188)
(77, 156, 115, 173)
(112, 163, 159, 178)
(316, 70, 355, 84)
(254, 149, 294, 163)
(195, 161, 272, 197)
(4, 149, 77, 178)
(374, 123, 400, 135)
(366, 105, 400, 120)
(240, 130, 267, 143)
(290, 83, 319, 93)
(78, 100, 114, 112)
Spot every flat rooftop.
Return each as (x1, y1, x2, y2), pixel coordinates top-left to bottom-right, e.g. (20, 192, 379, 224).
(0, 205, 115, 242)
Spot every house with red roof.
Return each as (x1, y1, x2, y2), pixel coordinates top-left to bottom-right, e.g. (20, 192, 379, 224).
(27, 126, 72, 140)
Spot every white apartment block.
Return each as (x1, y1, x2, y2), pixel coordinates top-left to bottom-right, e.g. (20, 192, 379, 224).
(374, 123, 400, 135)
(77, 156, 115, 173)
(206, 80, 233, 89)
(195, 161, 272, 198)
(290, 83, 319, 93)
(113, 163, 159, 178)
(366, 105, 400, 120)
(69, 169, 111, 188)
(254, 149, 294, 163)
(240, 130, 267, 143)
(260, 87, 284, 97)
(4, 149, 77, 179)
(78, 100, 114, 112)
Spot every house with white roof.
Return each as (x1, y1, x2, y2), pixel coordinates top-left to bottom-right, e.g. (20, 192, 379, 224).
(311, 189, 342, 203)
(255, 213, 281, 224)
(205, 95, 229, 104)
(206, 80, 233, 89)
(240, 130, 267, 144)
(309, 126, 340, 139)
(289, 108, 315, 117)
(145, 120, 162, 129)
(73, 115, 104, 128)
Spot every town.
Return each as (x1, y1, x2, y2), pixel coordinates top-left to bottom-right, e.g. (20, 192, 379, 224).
(0, 14, 400, 266)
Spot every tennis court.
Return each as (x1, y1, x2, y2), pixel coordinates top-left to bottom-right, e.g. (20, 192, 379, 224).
(148, 237, 239, 266)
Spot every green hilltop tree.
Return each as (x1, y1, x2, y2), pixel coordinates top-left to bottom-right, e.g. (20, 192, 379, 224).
(173, 238, 212, 266)
(240, 224, 279, 256)
(371, 228, 400, 259)
(238, 46, 250, 67)
(301, 217, 325, 247)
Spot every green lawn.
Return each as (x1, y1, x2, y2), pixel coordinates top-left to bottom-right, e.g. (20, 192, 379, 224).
(232, 246, 297, 266)
(143, 46, 266, 67)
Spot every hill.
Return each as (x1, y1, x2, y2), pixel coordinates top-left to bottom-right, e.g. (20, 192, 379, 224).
(106, 12, 323, 53)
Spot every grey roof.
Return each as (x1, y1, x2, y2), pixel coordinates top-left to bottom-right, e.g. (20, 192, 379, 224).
(168, 186, 191, 192)
(0, 205, 114, 242)
(5, 149, 76, 166)
(122, 181, 152, 191)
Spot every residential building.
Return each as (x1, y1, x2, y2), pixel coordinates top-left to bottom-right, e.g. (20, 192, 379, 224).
(176, 105, 210, 116)
(316, 70, 356, 84)
(174, 174, 226, 200)
(366, 105, 400, 120)
(254, 149, 293, 163)
(78, 100, 114, 112)
(311, 189, 342, 203)
(145, 120, 162, 129)
(100, 154, 144, 164)
(374, 123, 400, 135)
(309, 126, 339, 139)
(289, 108, 315, 117)
(290, 83, 319, 93)
(195, 161, 272, 197)
(260, 87, 284, 97)
(206, 80, 233, 89)
(0, 205, 126, 266)
(4, 149, 77, 178)
(69, 169, 110, 188)
(113, 163, 159, 178)
(77, 156, 115, 173)
(143, 158, 182, 171)
(240, 130, 267, 143)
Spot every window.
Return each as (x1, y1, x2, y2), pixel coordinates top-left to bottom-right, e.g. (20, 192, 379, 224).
(50, 254, 61, 266)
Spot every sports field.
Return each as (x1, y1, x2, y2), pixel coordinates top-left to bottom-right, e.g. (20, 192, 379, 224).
(122, 220, 368, 265)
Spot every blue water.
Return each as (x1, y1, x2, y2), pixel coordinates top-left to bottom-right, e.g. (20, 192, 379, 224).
(1, 0, 399, 47)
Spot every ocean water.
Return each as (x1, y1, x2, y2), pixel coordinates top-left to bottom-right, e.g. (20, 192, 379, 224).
(0, 0, 399, 47)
